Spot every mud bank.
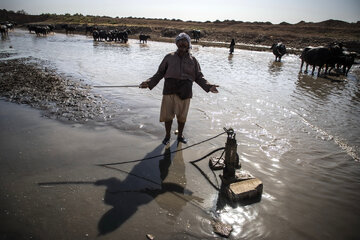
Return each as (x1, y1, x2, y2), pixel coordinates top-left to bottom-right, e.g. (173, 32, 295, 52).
(0, 58, 111, 123)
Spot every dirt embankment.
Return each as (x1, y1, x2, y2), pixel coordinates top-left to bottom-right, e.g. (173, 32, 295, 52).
(2, 10, 360, 54)
(0, 57, 110, 123)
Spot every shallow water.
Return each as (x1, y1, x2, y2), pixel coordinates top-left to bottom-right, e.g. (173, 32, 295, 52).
(1, 30, 360, 239)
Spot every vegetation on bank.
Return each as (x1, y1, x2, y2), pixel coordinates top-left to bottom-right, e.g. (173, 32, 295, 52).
(1, 9, 360, 53)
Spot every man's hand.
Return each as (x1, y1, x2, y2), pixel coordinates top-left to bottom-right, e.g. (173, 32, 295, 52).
(210, 85, 219, 93)
(139, 81, 149, 88)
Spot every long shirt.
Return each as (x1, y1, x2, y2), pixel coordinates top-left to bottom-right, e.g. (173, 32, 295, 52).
(146, 51, 214, 99)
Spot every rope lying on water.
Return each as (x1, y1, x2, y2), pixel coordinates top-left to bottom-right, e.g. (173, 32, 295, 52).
(97, 130, 227, 166)
(189, 147, 226, 191)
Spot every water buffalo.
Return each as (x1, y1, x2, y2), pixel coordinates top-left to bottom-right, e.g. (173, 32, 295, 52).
(330, 51, 357, 76)
(116, 29, 131, 43)
(300, 43, 343, 77)
(62, 24, 76, 34)
(139, 34, 151, 43)
(92, 30, 100, 41)
(98, 30, 108, 41)
(108, 30, 117, 41)
(270, 43, 286, 62)
(47, 24, 55, 33)
(192, 30, 200, 42)
(92, 30, 108, 41)
(27, 24, 37, 33)
(34, 26, 50, 36)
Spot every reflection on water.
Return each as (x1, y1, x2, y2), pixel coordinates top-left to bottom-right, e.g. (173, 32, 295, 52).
(268, 60, 283, 77)
(1, 30, 360, 239)
(227, 53, 234, 67)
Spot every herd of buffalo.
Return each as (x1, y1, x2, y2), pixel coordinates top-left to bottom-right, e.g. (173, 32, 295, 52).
(271, 42, 357, 77)
(1, 22, 357, 78)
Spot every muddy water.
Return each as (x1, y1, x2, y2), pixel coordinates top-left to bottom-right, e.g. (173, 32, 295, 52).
(1, 30, 360, 239)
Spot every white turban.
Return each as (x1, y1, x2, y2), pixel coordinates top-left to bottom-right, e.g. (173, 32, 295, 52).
(175, 32, 192, 49)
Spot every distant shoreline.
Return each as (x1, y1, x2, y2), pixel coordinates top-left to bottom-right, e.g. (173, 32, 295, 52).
(1, 10, 359, 54)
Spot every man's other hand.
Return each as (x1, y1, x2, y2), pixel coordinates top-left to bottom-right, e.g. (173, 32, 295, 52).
(210, 85, 219, 93)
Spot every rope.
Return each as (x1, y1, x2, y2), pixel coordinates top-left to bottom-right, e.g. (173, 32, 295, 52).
(97, 130, 227, 166)
(93, 85, 139, 88)
(189, 147, 225, 191)
(189, 148, 240, 191)
(96, 130, 231, 192)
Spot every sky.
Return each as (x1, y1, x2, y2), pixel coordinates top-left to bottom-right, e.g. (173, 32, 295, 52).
(1, 0, 359, 24)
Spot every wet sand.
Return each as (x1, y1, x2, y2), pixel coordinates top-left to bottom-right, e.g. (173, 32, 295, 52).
(0, 99, 219, 239)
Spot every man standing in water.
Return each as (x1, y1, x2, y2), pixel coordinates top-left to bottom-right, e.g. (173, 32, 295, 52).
(140, 32, 219, 145)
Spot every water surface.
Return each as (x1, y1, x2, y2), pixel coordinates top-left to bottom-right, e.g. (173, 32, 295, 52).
(1, 30, 359, 239)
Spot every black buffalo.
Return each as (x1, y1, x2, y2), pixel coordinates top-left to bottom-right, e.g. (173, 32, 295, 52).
(92, 30, 100, 41)
(26, 25, 51, 36)
(192, 30, 201, 42)
(98, 30, 108, 41)
(139, 34, 151, 43)
(270, 43, 286, 62)
(92, 30, 108, 41)
(34, 26, 50, 36)
(300, 43, 343, 77)
(108, 30, 117, 41)
(62, 24, 76, 34)
(327, 51, 357, 76)
(27, 24, 37, 33)
(116, 29, 131, 43)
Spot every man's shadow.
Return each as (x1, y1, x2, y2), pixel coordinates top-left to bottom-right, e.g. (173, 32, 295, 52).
(95, 142, 201, 236)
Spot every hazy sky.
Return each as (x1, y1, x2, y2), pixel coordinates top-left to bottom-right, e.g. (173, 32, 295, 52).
(1, 0, 359, 24)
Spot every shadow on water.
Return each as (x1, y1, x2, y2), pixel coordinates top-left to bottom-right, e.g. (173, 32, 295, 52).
(37, 142, 204, 236)
(94, 142, 202, 236)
